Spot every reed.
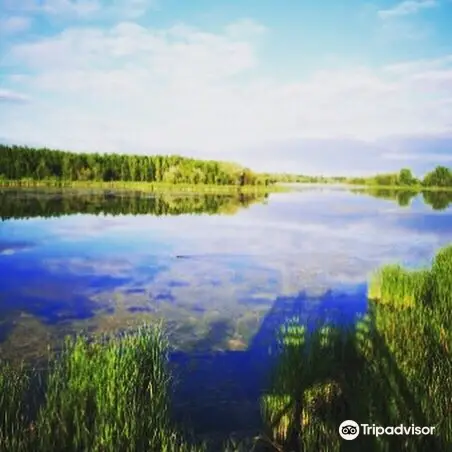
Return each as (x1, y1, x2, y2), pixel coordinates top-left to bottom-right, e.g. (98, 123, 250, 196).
(0, 362, 32, 451)
(429, 245, 452, 323)
(367, 264, 430, 309)
(0, 179, 288, 194)
(0, 325, 205, 452)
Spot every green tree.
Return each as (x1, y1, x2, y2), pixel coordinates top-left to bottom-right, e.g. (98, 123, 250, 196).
(423, 166, 452, 188)
(36, 158, 49, 179)
(398, 168, 417, 186)
(0, 143, 277, 188)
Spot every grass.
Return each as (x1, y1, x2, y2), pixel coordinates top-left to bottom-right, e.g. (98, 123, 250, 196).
(0, 362, 32, 452)
(0, 179, 289, 194)
(367, 265, 430, 309)
(0, 325, 205, 452)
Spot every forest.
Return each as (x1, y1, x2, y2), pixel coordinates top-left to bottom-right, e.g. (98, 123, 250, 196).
(1, 144, 451, 190)
(0, 145, 269, 186)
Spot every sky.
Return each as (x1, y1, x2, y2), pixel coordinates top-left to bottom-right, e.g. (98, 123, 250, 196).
(0, 0, 452, 175)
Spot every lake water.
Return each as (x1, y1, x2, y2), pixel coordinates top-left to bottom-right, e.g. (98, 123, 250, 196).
(1, 186, 451, 438)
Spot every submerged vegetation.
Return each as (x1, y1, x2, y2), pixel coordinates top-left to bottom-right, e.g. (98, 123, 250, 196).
(0, 190, 267, 221)
(1, 245, 451, 451)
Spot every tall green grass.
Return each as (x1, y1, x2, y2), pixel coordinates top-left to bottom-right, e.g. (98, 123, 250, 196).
(0, 325, 204, 452)
(429, 246, 452, 325)
(0, 179, 288, 194)
(0, 362, 33, 451)
(367, 264, 430, 309)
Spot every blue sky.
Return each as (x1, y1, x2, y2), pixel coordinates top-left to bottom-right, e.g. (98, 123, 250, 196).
(1, 0, 451, 175)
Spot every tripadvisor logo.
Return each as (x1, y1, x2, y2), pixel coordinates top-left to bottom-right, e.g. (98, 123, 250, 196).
(339, 420, 360, 440)
(339, 420, 435, 440)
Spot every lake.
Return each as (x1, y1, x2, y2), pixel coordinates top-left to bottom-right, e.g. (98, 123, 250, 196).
(1, 186, 451, 439)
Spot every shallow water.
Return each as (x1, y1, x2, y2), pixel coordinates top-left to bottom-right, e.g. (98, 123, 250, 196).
(1, 186, 451, 437)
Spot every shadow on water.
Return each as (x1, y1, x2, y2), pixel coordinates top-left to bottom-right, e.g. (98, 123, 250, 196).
(258, 304, 449, 452)
(169, 271, 451, 451)
(169, 287, 368, 444)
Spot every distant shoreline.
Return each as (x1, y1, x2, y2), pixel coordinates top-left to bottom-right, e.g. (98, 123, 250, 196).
(278, 182, 452, 192)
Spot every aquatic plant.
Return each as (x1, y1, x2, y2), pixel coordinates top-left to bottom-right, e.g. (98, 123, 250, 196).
(429, 245, 452, 320)
(0, 325, 205, 452)
(367, 264, 430, 309)
(0, 362, 32, 451)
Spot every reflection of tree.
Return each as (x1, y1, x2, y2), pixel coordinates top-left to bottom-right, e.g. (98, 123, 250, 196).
(351, 188, 452, 210)
(350, 188, 418, 207)
(396, 190, 417, 207)
(0, 191, 266, 220)
(422, 191, 452, 211)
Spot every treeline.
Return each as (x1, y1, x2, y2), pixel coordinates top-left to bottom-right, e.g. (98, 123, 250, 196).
(0, 145, 270, 186)
(266, 166, 452, 188)
(0, 191, 265, 221)
(262, 173, 347, 184)
(346, 166, 452, 188)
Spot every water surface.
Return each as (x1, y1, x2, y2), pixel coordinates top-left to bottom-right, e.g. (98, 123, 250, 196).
(1, 187, 451, 438)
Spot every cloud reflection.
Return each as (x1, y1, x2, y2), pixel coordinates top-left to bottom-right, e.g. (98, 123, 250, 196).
(0, 188, 451, 360)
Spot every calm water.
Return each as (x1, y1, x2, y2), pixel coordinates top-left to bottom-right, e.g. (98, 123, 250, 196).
(1, 187, 451, 437)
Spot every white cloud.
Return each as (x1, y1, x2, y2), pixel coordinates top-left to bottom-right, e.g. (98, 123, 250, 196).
(0, 249, 16, 255)
(0, 16, 32, 34)
(383, 55, 452, 74)
(0, 89, 30, 103)
(224, 18, 267, 39)
(1, 19, 451, 169)
(378, 0, 438, 19)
